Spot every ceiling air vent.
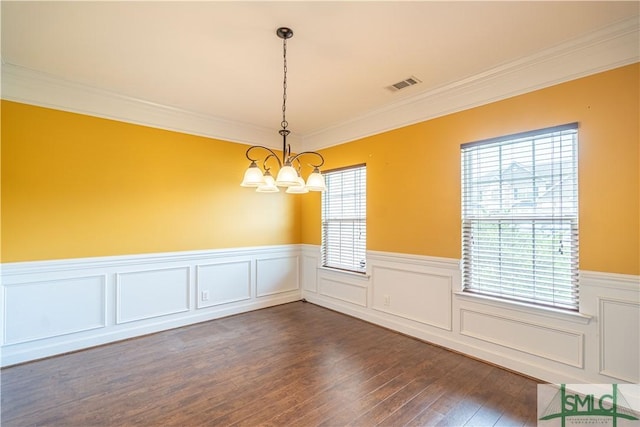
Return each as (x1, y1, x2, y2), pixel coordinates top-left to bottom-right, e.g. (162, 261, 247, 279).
(387, 76, 422, 92)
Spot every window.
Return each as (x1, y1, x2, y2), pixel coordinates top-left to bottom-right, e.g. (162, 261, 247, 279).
(322, 164, 367, 273)
(461, 123, 579, 310)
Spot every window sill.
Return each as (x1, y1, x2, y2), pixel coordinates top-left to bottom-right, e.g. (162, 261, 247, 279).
(454, 291, 592, 325)
(318, 266, 370, 280)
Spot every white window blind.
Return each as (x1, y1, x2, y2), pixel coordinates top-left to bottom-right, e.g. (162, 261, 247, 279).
(461, 123, 579, 310)
(322, 164, 366, 273)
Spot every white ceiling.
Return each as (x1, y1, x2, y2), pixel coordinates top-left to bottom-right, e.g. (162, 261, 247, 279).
(2, 1, 639, 150)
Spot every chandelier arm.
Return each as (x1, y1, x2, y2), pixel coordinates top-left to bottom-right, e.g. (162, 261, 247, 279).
(289, 151, 325, 168)
(262, 153, 280, 171)
(245, 145, 283, 168)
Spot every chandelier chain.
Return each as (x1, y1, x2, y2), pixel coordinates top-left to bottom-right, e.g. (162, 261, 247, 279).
(281, 37, 288, 130)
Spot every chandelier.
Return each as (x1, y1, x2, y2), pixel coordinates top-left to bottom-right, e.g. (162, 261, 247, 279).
(240, 27, 326, 194)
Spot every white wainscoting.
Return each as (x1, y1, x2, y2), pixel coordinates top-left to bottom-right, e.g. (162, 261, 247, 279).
(301, 245, 640, 384)
(319, 273, 368, 307)
(3, 275, 107, 345)
(599, 298, 640, 382)
(459, 309, 584, 368)
(0, 245, 302, 367)
(372, 264, 452, 331)
(196, 261, 251, 309)
(4, 244, 638, 382)
(256, 256, 299, 297)
(116, 267, 190, 324)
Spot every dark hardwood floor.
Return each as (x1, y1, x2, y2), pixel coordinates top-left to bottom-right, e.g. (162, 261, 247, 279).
(1, 301, 539, 426)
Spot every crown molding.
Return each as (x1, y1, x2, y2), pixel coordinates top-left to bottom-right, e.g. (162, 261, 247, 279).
(301, 16, 640, 151)
(0, 63, 291, 150)
(1, 17, 638, 152)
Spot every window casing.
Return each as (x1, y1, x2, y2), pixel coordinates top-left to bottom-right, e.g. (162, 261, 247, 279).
(461, 123, 579, 310)
(321, 164, 366, 273)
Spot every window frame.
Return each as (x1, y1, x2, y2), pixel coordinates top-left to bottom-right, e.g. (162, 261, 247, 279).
(321, 163, 367, 274)
(460, 123, 579, 311)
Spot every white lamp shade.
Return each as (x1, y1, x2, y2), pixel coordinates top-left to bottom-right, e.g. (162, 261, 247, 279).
(240, 162, 264, 187)
(286, 177, 309, 194)
(256, 172, 279, 192)
(305, 169, 326, 191)
(275, 164, 299, 187)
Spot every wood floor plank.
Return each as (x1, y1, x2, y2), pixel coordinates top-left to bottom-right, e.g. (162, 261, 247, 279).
(463, 368, 517, 426)
(269, 356, 412, 427)
(345, 375, 437, 426)
(238, 343, 413, 426)
(1, 301, 540, 426)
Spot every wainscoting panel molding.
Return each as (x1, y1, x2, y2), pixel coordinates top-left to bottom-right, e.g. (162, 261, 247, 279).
(459, 309, 584, 368)
(3, 275, 106, 345)
(302, 254, 319, 293)
(196, 261, 251, 309)
(256, 256, 300, 297)
(1, 245, 302, 366)
(319, 277, 368, 307)
(116, 267, 190, 324)
(599, 298, 640, 382)
(302, 246, 640, 384)
(371, 265, 452, 331)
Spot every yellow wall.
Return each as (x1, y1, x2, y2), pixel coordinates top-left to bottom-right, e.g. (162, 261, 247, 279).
(3, 64, 638, 275)
(301, 63, 640, 276)
(1, 101, 301, 262)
